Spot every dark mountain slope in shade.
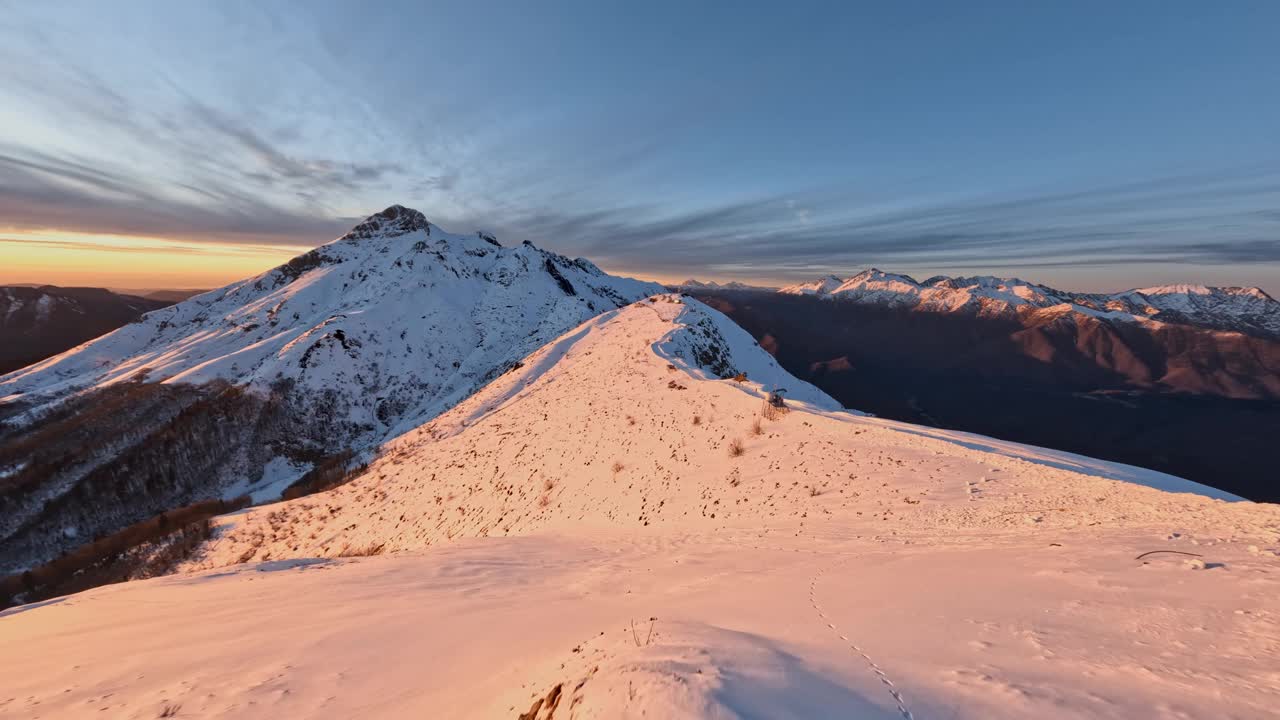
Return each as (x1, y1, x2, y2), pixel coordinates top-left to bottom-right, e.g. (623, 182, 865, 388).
(0, 286, 172, 375)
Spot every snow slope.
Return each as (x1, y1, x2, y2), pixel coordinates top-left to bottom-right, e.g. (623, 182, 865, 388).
(2, 296, 1278, 719)
(778, 269, 1280, 338)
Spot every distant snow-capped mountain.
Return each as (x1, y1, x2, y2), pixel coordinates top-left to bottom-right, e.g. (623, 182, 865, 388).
(778, 269, 1280, 339)
(1116, 284, 1279, 338)
(775, 275, 845, 296)
(673, 278, 776, 292)
(0, 205, 662, 571)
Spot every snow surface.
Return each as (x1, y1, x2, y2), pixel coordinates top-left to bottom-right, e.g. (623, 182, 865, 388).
(2, 294, 1280, 712)
(2, 295, 1277, 719)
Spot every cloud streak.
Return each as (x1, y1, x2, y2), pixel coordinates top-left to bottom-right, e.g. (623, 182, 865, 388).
(473, 168, 1280, 282)
(0, 147, 352, 244)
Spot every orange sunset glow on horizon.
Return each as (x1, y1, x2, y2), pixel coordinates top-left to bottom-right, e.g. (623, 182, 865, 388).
(0, 230, 305, 291)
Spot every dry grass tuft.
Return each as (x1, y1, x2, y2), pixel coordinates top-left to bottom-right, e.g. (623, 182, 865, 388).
(692, 415, 702, 426)
(338, 543, 385, 557)
(728, 438, 745, 457)
(612, 461, 625, 474)
(761, 392, 791, 421)
(750, 417, 763, 435)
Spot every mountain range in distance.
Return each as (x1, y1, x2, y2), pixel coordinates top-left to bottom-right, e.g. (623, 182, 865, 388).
(679, 270, 1280, 400)
(679, 272, 1279, 502)
(677, 270, 1279, 341)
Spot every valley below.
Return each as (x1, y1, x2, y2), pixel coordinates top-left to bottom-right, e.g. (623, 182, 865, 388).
(692, 290, 1280, 503)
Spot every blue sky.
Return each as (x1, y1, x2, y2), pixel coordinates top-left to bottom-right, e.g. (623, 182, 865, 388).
(1, 0, 1278, 292)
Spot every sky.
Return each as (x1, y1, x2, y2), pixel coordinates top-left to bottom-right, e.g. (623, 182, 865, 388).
(0, 1, 1277, 293)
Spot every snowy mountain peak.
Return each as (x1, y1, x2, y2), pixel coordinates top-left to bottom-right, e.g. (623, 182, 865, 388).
(2, 213, 662, 423)
(1135, 283, 1273, 301)
(849, 267, 901, 282)
(837, 269, 922, 294)
(778, 274, 845, 295)
(337, 204, 431, 242)
(0, 210, 664, 567)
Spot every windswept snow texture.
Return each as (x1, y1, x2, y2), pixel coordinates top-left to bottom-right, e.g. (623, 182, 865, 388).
(0, 205, 662, 441)
(779, 269, 1280, 338)
(3, 297, 1278, 720)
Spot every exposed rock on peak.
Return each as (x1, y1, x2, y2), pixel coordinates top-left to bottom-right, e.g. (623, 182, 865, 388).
(339, 204, 430, 242)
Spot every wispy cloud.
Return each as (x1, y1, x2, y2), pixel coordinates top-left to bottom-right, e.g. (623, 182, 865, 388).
(459, 167, 1280, 282)
(0, 26, 418, 246)
(0, 3, 1277, 292)
(0, 147, 353, 244)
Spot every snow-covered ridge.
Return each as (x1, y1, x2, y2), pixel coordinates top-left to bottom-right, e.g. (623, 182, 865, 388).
(5, 292, 1278, 719)
(778, 269, 1280, 337)
(194, 292, 1243, 571)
